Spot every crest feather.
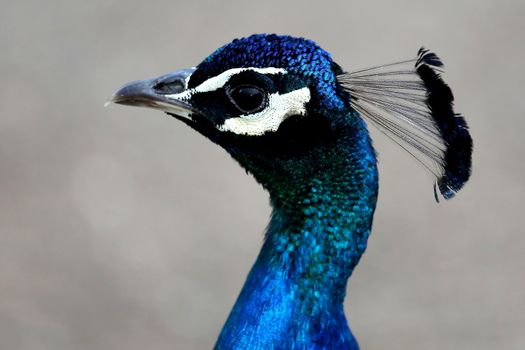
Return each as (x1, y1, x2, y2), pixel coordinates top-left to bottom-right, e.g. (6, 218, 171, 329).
(337, 48, 472, 200)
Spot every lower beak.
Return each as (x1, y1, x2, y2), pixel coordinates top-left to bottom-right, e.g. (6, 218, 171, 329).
(108, 68, 198, 120)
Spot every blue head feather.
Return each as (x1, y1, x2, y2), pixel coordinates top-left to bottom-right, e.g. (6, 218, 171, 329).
(192, 34, 346, 111)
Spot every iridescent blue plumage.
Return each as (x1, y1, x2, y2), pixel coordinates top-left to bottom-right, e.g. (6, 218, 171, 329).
(215, 109, 377, 349)
(191, 35, 378, 349)
(191, 34, 346, 111)
(110, 33, 472, 350)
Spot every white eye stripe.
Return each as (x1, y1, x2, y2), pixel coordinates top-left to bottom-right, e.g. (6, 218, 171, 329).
(165, 67, 286, 101)
(218, 87, 311, 136)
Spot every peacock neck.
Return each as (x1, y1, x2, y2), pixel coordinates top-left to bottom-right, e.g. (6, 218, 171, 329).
(215, 114, 378, 349)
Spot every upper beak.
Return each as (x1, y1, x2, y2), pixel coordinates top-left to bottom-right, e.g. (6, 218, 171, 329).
(108, 68, 198, 120)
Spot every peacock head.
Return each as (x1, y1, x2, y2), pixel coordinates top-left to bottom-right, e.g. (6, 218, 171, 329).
(110, 34, 362, 192)
(110, 34, 472, 200)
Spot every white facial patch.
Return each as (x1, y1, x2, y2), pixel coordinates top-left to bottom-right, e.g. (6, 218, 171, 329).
(165, 67, 286, 101)
(218, 87, 311, 136)
(163, 66, 310, 136)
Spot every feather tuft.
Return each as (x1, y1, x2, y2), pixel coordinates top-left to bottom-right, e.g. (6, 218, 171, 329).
(337, 48, 472, 200)
(415, 50, 472, 199)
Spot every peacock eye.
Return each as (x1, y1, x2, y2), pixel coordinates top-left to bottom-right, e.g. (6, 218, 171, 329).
(226, 85, 267, 114)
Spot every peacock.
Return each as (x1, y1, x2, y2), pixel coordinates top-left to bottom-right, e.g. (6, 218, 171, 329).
(109, 34, 472, 350)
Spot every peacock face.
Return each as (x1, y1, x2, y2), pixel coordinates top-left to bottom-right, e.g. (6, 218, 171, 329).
(110, 34, 351, 161)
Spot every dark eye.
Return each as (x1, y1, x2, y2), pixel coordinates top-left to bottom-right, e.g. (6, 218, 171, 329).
(227, 85, 267, 114)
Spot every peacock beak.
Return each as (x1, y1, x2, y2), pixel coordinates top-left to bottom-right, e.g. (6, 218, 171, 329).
(108, 68, 199, 121)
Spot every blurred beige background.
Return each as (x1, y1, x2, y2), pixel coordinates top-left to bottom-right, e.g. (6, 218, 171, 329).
(1, 0, 524, 349)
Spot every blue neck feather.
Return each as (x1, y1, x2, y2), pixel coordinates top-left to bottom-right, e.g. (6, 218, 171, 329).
(215, 112, 378, 349)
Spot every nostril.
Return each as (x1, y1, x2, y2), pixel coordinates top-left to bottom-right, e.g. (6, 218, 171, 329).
(153, 79, 185, 95)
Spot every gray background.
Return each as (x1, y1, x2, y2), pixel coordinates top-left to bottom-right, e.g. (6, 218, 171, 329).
(1, 0, 524, 349)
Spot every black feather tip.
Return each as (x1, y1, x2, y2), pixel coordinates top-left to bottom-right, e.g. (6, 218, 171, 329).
(416, 48, 473, 200)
